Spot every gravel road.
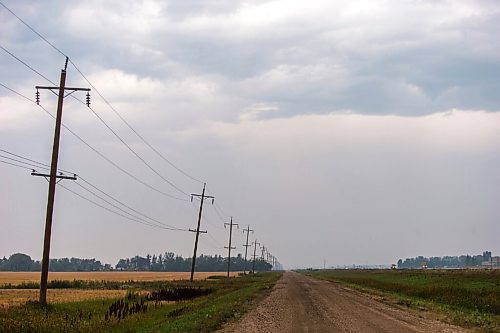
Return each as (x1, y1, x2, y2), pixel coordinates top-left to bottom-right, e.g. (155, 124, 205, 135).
(220, 271, 471, 333)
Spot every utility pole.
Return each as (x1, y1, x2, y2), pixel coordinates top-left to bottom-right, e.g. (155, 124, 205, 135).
(261, 245, 266, 261)
(252, 240, 260, 274)
(189, 183, 214, 282)
(34, 57, 90, 305)
(224, 216, 238, 278)
(242, 225, 253, 274)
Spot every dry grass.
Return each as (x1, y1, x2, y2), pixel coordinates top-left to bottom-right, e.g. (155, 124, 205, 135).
(0, 271, 238, 285)
(0, 289, 127, 308)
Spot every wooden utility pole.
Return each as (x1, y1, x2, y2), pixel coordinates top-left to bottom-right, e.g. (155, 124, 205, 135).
(189, 183, 214, 282)
(34, 57, 90, 305)
(242, 225, 253, 274)
(252, 240, 260, 274)
(224, 217, 238, 278)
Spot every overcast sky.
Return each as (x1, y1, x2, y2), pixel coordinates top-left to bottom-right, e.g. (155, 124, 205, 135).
(1, 0, 499, 268)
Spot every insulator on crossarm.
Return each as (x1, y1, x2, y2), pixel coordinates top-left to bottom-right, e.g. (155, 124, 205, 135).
(86, 92, 91, 107)
(36, 90, 40, 105)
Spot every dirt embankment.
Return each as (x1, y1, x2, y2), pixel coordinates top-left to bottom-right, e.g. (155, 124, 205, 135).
(220, 271, 472, 333)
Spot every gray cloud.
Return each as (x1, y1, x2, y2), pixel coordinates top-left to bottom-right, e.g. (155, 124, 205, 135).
(1, 1, 499, 267)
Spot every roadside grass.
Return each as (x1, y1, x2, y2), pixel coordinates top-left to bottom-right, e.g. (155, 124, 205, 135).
(303, 269, 499, 332)
(0, 272, 281, 333)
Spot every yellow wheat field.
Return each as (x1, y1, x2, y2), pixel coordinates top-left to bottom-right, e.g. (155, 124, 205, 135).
(0, 271, 238, 285)
(0, 289, 128, 308)
(0, 272, 239, 308)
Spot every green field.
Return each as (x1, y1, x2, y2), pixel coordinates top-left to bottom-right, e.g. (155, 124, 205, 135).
(304, 269, 499, 332)
(0, 272, 282, 333)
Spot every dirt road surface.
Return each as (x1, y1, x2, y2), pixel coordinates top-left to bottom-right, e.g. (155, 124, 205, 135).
(221, 271, 471, 333)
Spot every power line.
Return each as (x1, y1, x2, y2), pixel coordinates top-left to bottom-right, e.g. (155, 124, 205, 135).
(0, 44, 55, 84)
(0, 1, 67, 58)
(212, 204, 227, 223)
(0, 148, 50, 169)
(58, 183, 185, 232)
(0, 159, 36, 171)
(69, 59, 204, 185)
(189, 184, 214, 282)
(0, 82, 188, 202)
(207, 232, 225, 249)
(72, 181, 187, 231)
(0, 154, 50, 171)
(76, 176, 188, 231)
(224, 216, 238, 277)
(0, 44, 190, 197)
(83, 102, 190, 197)
(0, 2, 204, 185)
(201, 235, 224, 250)
(0, 146, 188, 232)
(0, 82, 35, 102)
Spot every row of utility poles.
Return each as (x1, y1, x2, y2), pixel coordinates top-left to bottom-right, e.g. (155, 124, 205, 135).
(33, 60, 280, 306)
(189, 187, 280, 279)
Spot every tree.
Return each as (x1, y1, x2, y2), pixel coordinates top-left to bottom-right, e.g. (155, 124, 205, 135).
(8, 253, 34, 271)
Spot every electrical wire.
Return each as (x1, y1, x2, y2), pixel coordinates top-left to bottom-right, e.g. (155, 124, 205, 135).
(0, 44, 55, 84)
(84, 102, 190, 197)
(69, 59, 204, 185)
(0, 1, 67, 58)
(76, 176, 188, 231)
(58, 183, 186, 231)
(0, 148, 50, 169)
(0, 146, 189, 231)
(0, 3, 263, 256)
(0, 1, 204, 185)
(72, 181, 188, 231)
(0, 154, 50, 171)
(207, 232, 225, 249)
(0, 82, 35, 102)
(0, 159, 35, 171)
(0, 44, 190, 197)
(0, 82, 188, 202)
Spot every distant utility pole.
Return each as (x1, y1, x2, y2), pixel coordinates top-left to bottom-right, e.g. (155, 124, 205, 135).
(34, 57, 90, 305)
(261, 245, 266, 261)
(224, 216, 238, 278)
(242, 225, 254, 274)
(252, 240, 260, 274)
(189, 183, 214, 282)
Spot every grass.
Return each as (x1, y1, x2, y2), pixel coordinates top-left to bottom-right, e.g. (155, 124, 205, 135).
(303, 269, 500, 332)
(0, 272, 282, 333)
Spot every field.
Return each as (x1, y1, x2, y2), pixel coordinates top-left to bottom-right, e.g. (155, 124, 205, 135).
(0, 271, 238, 285)
(0, 289, 128, 308)
(305, 269, 500, 332)
(0, 271, 240, 309)
(0, 272, 282, 332)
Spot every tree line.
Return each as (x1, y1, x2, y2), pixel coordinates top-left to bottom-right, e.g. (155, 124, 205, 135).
(0, 253, 110, 272)
(0, 252, 272, 272)
(116, 252, 272, 272)
(397, 251, 493, 269)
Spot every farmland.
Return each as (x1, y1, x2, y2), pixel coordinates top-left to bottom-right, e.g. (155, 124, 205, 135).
(0, 272, 282, 332)
(0, 271, 238, 286)
(304, 269, 500, 332)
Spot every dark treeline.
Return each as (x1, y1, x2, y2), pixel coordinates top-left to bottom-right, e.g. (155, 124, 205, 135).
(0, 253, 111, 272)
(397, 251, 493, 269)
(116, 252, 272, 272)
(0, 252, 272, 272)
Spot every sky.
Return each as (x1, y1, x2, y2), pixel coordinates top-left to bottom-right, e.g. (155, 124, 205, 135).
(0, 0, 499, 269)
